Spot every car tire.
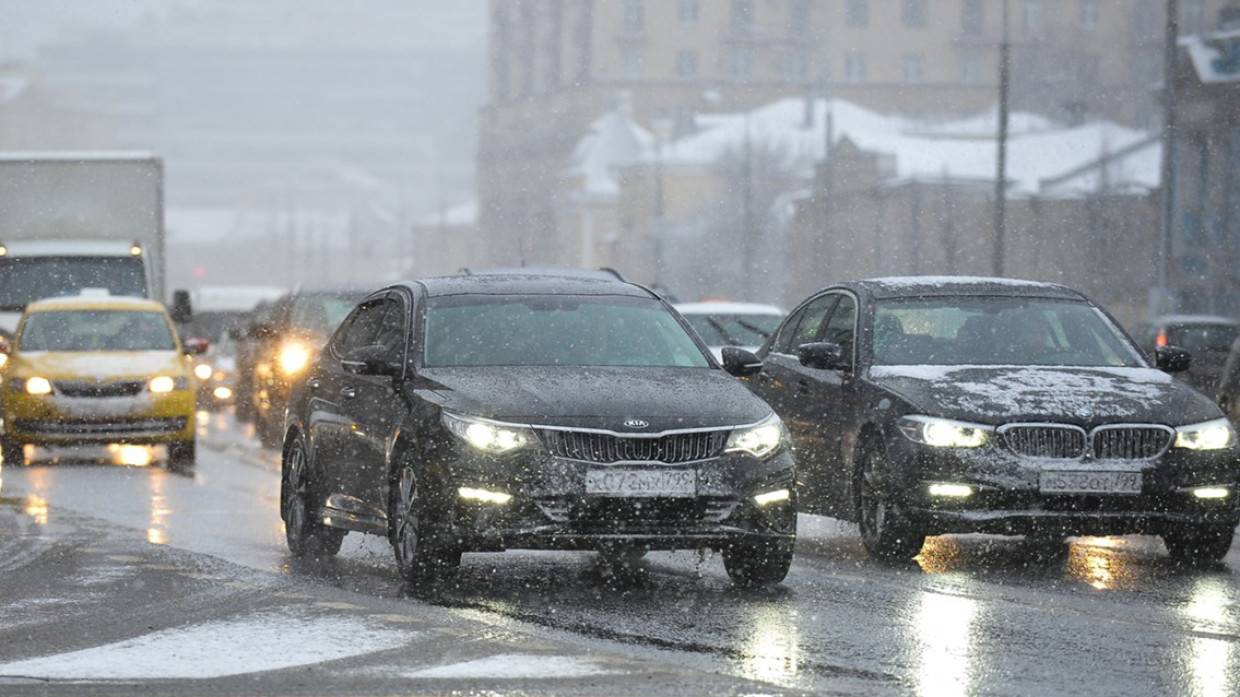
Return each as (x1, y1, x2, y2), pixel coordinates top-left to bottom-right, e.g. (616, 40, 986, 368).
(388, 461, 458, 583)
(167, 440, 196, 472)
(722, 539, 794, 587)
(1163, 523, 1236, 564)
(1, 437, 25, 467)
(858, 444, 926, 561)
(282, 438, 345, 558)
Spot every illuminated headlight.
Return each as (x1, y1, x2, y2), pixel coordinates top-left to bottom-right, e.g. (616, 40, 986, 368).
(1174, 418, 1235, 451)
(1193, 487, 1230, 500)
(726, 413, 787, 458)
(278, 343, 312, 375)
(928, 483, 974, 498)
(898, 416, 991, 448)
(148, 375, 186, 393)
(23, 376, 52, 395)
(458, 486, 513, 505)
(213, 385, 233, 400)
(0, 353, 7, 369)
(753, 488, 791, 506)
(442, 412, 534, 454)
(194, 363, 213, 381)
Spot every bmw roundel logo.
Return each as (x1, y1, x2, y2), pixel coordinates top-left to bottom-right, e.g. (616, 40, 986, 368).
(623, 418, 650, 429)
(1076, 406, 1094, 419)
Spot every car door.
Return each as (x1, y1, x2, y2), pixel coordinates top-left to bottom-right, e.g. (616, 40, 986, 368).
(802, 292, 862, 518)
(751, 293, 837, 512)
(340, 292, 411, 514)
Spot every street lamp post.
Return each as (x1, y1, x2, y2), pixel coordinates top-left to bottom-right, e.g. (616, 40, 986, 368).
(1159, 0, 1181, 312)
(993, 0, 1011, 277)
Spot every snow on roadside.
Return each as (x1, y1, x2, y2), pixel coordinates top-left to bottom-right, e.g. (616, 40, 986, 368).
(406, 653, 616, 680)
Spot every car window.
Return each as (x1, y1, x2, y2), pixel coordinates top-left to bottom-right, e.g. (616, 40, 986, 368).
(19, 310, 176, 352)
(1165, 324, 1240, 353)
(821, 294, 857, 357)
(333, 300, 389, 357)
(684, 313, 782, 347)
(372, 299, 407, 360)
(777, 295, 836, 354)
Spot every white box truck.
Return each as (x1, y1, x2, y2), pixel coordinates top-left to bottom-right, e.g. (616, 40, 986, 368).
(0, 151, 171, 336)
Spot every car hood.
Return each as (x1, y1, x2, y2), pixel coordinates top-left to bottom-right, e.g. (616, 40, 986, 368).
(9, 350, 188, 381)
(867, 364, 1222, 426)
(415, 366, 772, 430)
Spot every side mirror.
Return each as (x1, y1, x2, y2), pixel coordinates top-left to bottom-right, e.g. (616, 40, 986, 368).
(1156, 345, 1192, 373)
(184, 337, 210, 356)
(342, 345, 401, 377)
(798, 342, 848, 371)
(721, 347, 763, 377)
(170, 289, 193, 324)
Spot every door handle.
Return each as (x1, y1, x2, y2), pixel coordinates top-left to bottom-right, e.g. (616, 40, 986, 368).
(340, 386, 357, 400)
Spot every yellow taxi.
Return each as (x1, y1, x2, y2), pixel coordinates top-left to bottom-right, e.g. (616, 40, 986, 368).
(0, 294, 199, 469)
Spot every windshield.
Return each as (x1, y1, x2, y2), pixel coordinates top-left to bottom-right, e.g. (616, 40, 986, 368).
(290, 294, 364, 335)
(872, 297, 1144, 368)
(684, 313, 782, 347)
(424, 295, 710, 368)
(1165, 324, 1239, 353)
(19, 310, 176, 352)
(0, 257, 147, 311)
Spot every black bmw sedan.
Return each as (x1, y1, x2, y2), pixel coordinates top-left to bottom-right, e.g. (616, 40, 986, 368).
(734, 276, 1240, 563)
(279, 273, 797, 585)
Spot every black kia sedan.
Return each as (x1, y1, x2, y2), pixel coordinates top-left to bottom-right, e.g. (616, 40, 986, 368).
(279, 273, 797, 585)
(733, 276, 1240, 563)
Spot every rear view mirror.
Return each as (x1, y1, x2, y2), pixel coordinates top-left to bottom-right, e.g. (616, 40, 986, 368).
(721, 347, 763, 377)
(798, 342, 848, 371)
(1156, 345, 1192, 373)
(170, 289, 193, 324)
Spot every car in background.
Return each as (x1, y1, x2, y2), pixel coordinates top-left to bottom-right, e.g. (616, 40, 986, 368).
(192, 331, 238, 409)
(674, 301, 784, 362)
(237, 289, 366, 448)
(0, 293, 201, 470)
(280, 273, 796, 586)
(736, 277, 1240, 563)
(1141, 315, 1239, 394)
(186, 286, 283, 411)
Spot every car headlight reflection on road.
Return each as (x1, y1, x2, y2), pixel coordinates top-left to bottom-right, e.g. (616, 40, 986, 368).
(442, 412, 534, 454)
(726, 413, 787, 458)
(899, 416, 991, 448)
(23, 376, 52, 395)
(194, 363, 213, 380)
(1175, 418, 1235, 451)
(278, 343, 312, 376)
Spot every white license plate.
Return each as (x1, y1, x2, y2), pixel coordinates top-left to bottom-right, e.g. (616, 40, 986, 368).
(1039, 470, 1142, 495)
(584, 469, 697, 497)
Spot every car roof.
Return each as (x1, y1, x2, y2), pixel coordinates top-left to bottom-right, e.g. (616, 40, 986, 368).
(409, 273, 656, 299)
(675, 301, 785, 315)
(848, 276, 1084, 301)
(26, 295, 167, 313)
(1152, 314, 1239, 327)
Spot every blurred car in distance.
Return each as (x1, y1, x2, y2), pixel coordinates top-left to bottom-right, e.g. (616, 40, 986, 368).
(186, 286, 283, 411)
(0, 293, 202, 470)
(1140, 315, 1239, 394)
(674, 301, 784, 362)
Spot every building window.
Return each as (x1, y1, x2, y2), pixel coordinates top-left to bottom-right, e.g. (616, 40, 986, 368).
(846, 0, 869, 28)
(1022, 0, 1043, 37)
(788, 0, 812, 36)
(622, 0, 643, 34)
(961, 0, 984, 34)
(1080, 0, 1100, 31)
(902, 52, 926, 83)
(728, 47, 754, 81)
(844, 50, 867, 82)
(623, 46, 644, 79)
(960, 51, 985, 83)
(902, 0, 928, 28)
(675, 49, 698, 79)
(678, 0, 700, 24)
(732, 0, 754, 34)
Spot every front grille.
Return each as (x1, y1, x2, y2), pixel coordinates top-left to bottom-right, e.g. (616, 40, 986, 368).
(1002, 425, 1087, 459)
(54, 381, 145, 398)
(1091, 426, 1173, 460)
(15, 418, 187, 436)
(539, 429, 728, 464)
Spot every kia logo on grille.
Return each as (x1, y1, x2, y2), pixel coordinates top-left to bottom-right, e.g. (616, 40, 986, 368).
(623, 418, 650, 429)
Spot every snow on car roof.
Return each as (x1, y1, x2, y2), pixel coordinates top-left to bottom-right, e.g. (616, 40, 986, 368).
(861, 276, 1080, 299)
(1153, 314, 1239, 327)
(674, 302, 785, 316)
(26, 295, 164, 312)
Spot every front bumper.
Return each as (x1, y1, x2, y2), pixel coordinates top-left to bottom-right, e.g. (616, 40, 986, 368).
(3, 390, 196, 445)
(424, 443, 797, 552)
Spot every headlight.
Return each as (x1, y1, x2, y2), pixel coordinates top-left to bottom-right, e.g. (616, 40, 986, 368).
(1174, 418, 1235, 451)
(898, 416, 990, 448)
(23, 376, 52, 395)
(726, 413, 787, 459)
(442, 412, 534, 454)
(194, 363, 213, 380)
(278, 343, 312, 375)
(148, 375, 178, 393)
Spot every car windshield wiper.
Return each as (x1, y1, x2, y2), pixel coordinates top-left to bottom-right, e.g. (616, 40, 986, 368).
(703, 318, 742, 346)
(734, 319, 773, 340)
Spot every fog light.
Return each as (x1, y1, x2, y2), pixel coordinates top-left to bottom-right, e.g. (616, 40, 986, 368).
(1193, 487, 1230, 500)
(753, 488, 791, 506)
(458, 486, 512, 505)
(213, 385, 233, 400)
(928, 483, 974, 498)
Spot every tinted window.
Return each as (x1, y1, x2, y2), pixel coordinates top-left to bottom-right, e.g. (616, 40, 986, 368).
(0, 257, 147, 311)
(684, 314, 782, 347)
(1165, 324, 1239, 353)
(777, 295, 836, 353)
(334, 300, 390, 356)
(872, 297, 1143, 367)
(423, 295, 709, 368)
(822, 295, 857, 356)
(372, 300, 407, 359)
(20, 310, 175, 352)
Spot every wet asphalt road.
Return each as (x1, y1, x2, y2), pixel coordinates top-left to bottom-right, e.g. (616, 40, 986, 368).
(2, 411, 1239, 696)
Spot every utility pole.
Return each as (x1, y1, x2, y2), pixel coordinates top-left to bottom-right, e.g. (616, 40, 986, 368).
(741, 111, 754, 299)
(1158, 0, 1181, 310)
(992, 0, 1011, 277)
